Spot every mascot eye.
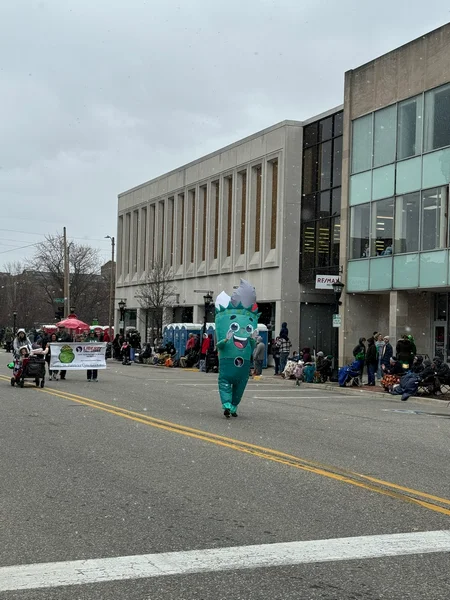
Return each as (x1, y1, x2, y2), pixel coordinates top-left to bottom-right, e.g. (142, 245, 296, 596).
(230, 322, 239, 332)
(246, 325, 254, 334)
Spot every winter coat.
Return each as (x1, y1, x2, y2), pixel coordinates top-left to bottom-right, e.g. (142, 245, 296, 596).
(390, 372, 420, 401)
(352, 338, 366, 360)
(253, 338, 265, 361)
(279, 322, 289, 339)
(13, 332, 33, 358)
(434, 358, 450, 382)
(386, 360, 404, 375)
(365, 342, 378, 366)
(301, 347, 312, 362)
(411, 356, 424, 374)
(380, 343, 393, 368)
(396, 339, 412, 364)
(201, 337, 210, 355)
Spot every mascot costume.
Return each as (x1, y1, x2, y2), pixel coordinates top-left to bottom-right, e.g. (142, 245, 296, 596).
(215, 279, 260, 418)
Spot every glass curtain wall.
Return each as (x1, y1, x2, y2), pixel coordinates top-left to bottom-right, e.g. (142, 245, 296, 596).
(300, 111, 343, 282)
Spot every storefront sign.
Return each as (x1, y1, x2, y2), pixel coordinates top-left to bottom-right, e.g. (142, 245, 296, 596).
(315, 275, 341, 289)
(50, 343, 107, 370)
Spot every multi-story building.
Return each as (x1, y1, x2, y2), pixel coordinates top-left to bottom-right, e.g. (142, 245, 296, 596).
(116, 121, 305, 345)
(340, 22, 450, 363)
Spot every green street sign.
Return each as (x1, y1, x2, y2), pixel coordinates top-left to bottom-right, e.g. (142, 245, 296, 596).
(54, 298, 65, 303)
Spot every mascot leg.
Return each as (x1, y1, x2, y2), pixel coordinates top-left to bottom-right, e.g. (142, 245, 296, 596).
(230, 375, 249, 415)
(218, 372, 233, 412)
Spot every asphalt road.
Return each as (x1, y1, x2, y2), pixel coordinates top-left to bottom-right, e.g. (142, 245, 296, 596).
(1, 360, 450, 599)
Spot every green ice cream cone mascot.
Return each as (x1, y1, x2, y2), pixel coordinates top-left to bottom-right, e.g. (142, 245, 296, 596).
(215, 279, 260, 418)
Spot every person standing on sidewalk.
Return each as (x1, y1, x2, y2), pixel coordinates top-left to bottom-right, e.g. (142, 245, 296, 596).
(84, 330, 100, 382)
(57, 326, 71, 380)
(272, 337, 281, 375)
(365, 337, 378, 386)
(375, 333, 385, 379)
(278, 336, 292, 374)
(253, 336, 265, 376)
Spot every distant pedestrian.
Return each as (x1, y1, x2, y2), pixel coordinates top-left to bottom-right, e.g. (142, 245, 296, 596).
(57, 326, 72, 380)
(396, 335, 413, 368)
(253, 336, 265, 376)
(293, 360, 304, 386)
(45, 333, 59, 380)
(380, 336, 393, 372)
(277, 336, 292, 373)
(279, 322, 289, 340)
(272, 337, 281, 375)
(375, 333, 385, 379)
(365, 337, 378, 386)
(301, 347, 312, 363)
(199, 333, 210, 372)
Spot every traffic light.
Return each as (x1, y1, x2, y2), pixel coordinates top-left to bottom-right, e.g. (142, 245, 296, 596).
(55, 306, 64, 320)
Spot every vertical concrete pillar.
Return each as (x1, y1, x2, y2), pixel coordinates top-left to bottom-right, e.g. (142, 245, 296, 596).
(389, 291, 409, 344)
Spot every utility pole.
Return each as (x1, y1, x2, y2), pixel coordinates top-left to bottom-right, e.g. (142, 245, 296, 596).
(63, 227, 70, 318)
(106, 236, 115, 338)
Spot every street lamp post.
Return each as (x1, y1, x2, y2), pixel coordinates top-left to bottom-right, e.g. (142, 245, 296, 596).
(332, 281, 345, 378)
(202, 293, 213, 336)
(118, 299, 126, 335)
(13, 311, 17, 336)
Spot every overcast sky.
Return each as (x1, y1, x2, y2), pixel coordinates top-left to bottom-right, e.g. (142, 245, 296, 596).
(1, 0, 449, 267)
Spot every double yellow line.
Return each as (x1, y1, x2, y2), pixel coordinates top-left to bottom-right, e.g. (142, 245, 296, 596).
(4, 374, 450, 517)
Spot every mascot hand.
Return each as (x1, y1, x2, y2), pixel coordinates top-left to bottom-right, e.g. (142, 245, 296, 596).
(226, 330, 233, 340)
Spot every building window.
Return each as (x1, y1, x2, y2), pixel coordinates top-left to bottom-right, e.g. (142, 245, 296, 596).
(301, 222, 316, 270)
(303, 146, 318, 195)
(150, 203, 156, 268)
(189, 190, 195, 264)
(332, 136, 342, 187)
(270, 159, 278, 250)
(331, 188, 341, 216)
(319, 117, 333, 142)
(424, 83, 450, 152)
(371, 197, 394, 256)
(316, 218, 330, 267)
(201, 186, 207, 262)
(179, 193, 185, 265)
(212, 181, 219, 260)
(141, 207, 147, 272)
(373, 105, 397, 168)
(239, 171, 247, 254)
(319, 140, 332, 190)
(334, 112, 343, 137)
(253, 165, 262, 252)
(331, 217, 340, 266)
(394, 192, 420, 253)
(303, 122, 318, 147)
(159, 201, 165, 262)
(301, 193, 317, 221)
(226, 176, 233, 257)
(350, 203, 370, 258)
(319, 190, 331, 219)
(351, 114, 373, 174)
(397, 95, 423, 160)
(125, 212, 131, 274)
(168, 197, 174, 267)
(117, 215, 123, 276)
(422, 186, 447, 251)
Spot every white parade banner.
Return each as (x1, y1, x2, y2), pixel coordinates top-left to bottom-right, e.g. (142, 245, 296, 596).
(49, 343, 107, 370)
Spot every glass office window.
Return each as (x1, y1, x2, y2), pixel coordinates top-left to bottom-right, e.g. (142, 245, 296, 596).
(394, 192, 420, 254)
(319, 140, 332, 190)
(303, 122, 318, 147)
(396, 156, 422, 194)
(424, 83, 450, 152)
(397, 95, 423, 159)
(331, 217, 340, 266)
(422, 147, 450, 188)
(372, 164, 395, 200)
(351, 114, 372, 174)
(332, 136, 342, 187)
(301, 223, 316, 269)
(303, 146, 318, 195)
(331, 188, 341, 216)
(371, 197, 394, 256)
(350, 204, 370, 259)
(421, 187, 447, 251)
(316, 219, 331, 267)
(319, 117, 333, 142)
(301, 193, 317, 221)
(319, 191, 331, 218)
(334, 112, 343, 137)
(373, 105, 396, 167)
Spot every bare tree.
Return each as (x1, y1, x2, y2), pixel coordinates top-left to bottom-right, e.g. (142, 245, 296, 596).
(135, 260, 177, 343)
(26, 233, 108, 323)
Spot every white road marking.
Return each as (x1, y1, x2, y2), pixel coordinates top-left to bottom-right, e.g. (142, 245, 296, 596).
(252, 396, 340, 400)
(1, 530, 449, 592)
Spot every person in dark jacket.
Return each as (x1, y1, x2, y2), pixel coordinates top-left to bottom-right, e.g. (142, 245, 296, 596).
(380, 336, 393, 371)
(365, 337, 378, 386)
(279, 322, 289, 340)
(386, 356, 404, 375)
(411, 355, 424, 374)
(352, 337, 366, 360)
(396, 335, 413, 368)
(57, 326, 72, 380)
(272, 337, 281, 375)
(301, 347, 312, 363)
(390, 372, 420, 401)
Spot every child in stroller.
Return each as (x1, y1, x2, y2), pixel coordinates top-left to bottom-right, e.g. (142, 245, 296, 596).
(11, 346, 47, 388)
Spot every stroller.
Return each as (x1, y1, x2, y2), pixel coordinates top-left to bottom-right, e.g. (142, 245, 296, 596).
(11, 355, 46, 388)
(338, 360, 362, 387)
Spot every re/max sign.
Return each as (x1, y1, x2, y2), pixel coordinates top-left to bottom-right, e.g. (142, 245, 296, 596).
(315, 275, 341, 289)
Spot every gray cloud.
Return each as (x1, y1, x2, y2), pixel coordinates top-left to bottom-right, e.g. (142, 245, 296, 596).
(0, 0, 449, 264)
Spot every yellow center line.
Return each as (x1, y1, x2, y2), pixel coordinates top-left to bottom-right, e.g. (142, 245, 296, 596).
(4, 375, 450, 516)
